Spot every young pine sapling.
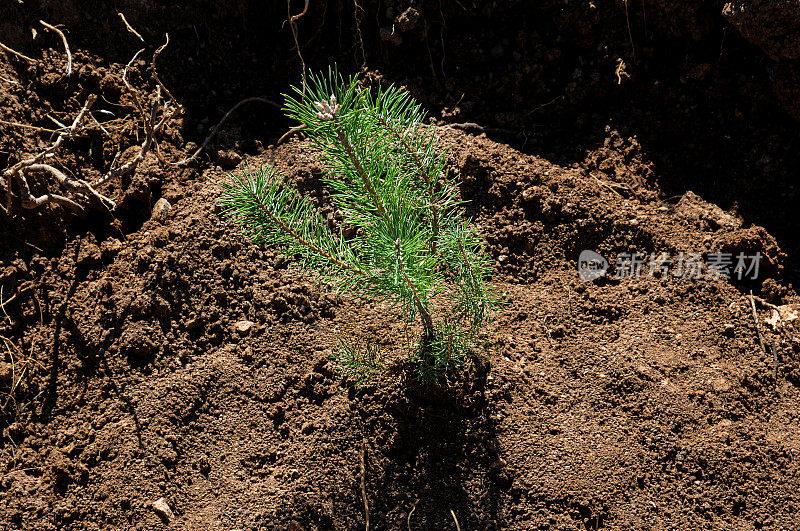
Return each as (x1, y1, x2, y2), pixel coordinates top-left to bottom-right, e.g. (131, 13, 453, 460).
(220, 70, 495, 385)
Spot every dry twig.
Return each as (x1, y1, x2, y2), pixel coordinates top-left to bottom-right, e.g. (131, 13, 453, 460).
(0, 286, 10, 322)
(290, 0, 310, 22)
(1, 96, 102, 217)
(360, 442, 370, 531)
(748, 290, 764, 348)
(118, 12, 145, 42)
(93, 38, 181, 187)
(407, 500, 418, 531)
(450, 509, 461, 531)
(0, 281, 40, 324)
(39, 20, 72, 77)
(0, 73, 19, 85)
(287, 0, 309, 93)
(352, 0, 366, 67)
(152, 34, 177, 104)
(747, 290, 778, 380)
(277, 124, 306, 145)
(0, 119, 59, 134)
(0, 42, 36, 64)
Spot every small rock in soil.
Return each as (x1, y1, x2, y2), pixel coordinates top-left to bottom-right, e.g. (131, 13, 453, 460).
(711, 378, 732, 393)
(235, 320, 254, 335)
(152, 497, 174, 521)
(301, 422, 315, 435)
(151, 198, 171, 224)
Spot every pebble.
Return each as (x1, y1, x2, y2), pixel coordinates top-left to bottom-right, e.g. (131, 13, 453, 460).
(100, 238, 123, 260)
(235, 320, 254, 335)
(151, 198, 171, 224)
(521, 187, 537, 202)
(152, 497, 174, 521)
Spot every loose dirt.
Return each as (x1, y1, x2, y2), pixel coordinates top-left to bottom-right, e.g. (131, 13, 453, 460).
(1, 1, 799, 529)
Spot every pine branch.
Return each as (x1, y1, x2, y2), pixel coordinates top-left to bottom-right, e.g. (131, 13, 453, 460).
(375, 113, 441, 254)
(334, 118, 389, 223)
(254, 188, 364, 276)
(225, 68, 497, 385)
(220, 167, 366, 281)
(394, 238, 434, 337)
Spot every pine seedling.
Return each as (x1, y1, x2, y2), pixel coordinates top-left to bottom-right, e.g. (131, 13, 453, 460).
(220, 69, 495, 385)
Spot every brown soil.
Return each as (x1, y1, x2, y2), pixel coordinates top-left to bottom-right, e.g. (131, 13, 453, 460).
(2, 1, 800, 529)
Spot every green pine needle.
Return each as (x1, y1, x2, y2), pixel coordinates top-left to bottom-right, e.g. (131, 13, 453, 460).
(220, 68, 497, 386)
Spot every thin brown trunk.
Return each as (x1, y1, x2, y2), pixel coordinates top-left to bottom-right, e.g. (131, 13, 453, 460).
(334, 122, 389, 224)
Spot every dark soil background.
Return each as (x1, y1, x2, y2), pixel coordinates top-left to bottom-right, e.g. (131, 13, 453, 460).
(1, 0, 800, 529)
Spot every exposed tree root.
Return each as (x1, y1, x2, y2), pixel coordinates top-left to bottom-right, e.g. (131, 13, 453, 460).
(39, 20, 73, 77)
(0, 32, 182, 221)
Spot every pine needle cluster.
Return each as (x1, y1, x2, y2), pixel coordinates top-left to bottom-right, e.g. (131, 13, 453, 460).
(220, 69, 495, 385)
